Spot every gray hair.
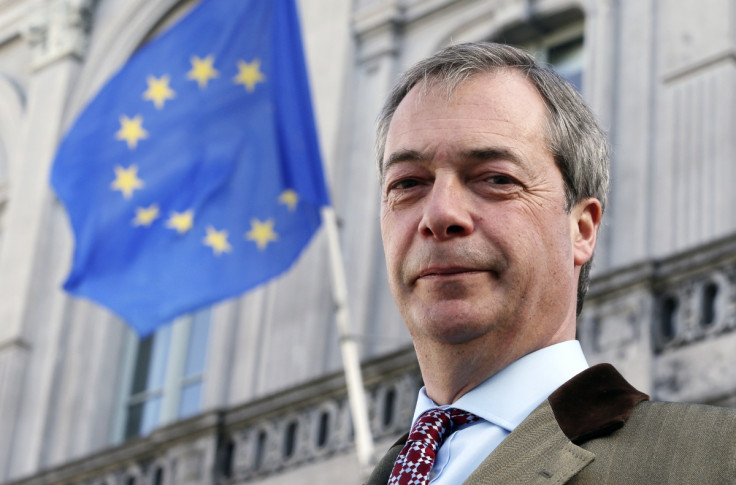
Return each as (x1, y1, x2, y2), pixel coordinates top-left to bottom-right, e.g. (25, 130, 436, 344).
(375, 42, 610, 315)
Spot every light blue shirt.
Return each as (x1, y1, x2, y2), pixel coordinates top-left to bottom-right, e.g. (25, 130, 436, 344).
(410, 340, 589, 484)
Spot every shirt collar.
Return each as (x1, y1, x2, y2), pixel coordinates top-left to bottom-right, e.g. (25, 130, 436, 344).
(413, 340, 588, 432)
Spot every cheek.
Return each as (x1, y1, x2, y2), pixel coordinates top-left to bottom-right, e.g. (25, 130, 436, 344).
(515, 200, 570, 239)
(531, 217, 576, 273)
(493, 207, 572, 267)
(380, 213, 405, 268)
(379, 207, 391, 248)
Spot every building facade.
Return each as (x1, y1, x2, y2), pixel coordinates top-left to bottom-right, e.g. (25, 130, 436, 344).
(0, 0, 735, 483)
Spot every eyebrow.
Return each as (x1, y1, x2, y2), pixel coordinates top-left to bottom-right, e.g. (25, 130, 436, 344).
(383, 149, 426, 171)
(465, 147, 524, 164)
(382, 146, 523, 173)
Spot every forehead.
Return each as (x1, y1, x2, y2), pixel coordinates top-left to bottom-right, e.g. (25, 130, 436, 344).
(383, 69, 550, 169)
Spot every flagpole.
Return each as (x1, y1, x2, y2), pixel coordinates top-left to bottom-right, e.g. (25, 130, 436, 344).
(321, 206, 375, 471)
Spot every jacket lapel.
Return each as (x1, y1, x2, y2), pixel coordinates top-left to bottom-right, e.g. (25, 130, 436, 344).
(465, 364, 648, 484)
(464, 400, 594, 484)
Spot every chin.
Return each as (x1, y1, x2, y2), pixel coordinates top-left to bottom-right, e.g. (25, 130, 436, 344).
(408, 306, 498, 346)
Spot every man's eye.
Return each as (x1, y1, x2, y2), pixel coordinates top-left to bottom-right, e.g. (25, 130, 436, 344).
(486, 175, 515, 185)
(391, 179, 420, 190)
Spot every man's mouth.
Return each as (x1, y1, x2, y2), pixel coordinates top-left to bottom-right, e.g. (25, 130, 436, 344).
(417, 266, 484, 279)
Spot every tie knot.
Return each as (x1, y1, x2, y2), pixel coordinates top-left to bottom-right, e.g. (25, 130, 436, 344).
(388, 408, 479, 484)
(407, 408, 479, 447)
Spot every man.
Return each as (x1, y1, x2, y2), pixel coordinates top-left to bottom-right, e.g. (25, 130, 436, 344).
(366, 42, 736, 484)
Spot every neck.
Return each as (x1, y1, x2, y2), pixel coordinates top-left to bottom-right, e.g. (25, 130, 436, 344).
(415, 339, 518, 405)
(415, 327, 577, 405)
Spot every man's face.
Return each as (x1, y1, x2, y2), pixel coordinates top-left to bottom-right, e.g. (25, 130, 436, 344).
(380, 70, 590, 362)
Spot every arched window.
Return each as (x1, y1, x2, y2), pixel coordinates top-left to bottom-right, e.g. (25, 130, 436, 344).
(701, 281, 719, 328)
(659, 295, 679, 344)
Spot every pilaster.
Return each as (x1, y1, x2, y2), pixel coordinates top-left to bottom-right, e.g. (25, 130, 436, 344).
(604, 0, 656, 267)
(0, 0, 98, 479)
(583, 0, 618, 275)
(0, 0, 95, 348)
(336, 0, 404, 359)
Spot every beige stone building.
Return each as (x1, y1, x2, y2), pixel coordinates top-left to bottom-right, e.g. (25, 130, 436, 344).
(0, 0, 735, 484)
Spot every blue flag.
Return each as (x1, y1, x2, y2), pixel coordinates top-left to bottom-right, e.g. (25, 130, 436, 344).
(51, 0, 330, 335)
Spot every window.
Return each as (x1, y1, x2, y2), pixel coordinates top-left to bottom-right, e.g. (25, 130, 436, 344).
(493, 13, 584, 91)
(119, 308, 210, 440)
(701, 282, 719, 328)
(545, 35, 584, 91)
(659, 295, 679, 344)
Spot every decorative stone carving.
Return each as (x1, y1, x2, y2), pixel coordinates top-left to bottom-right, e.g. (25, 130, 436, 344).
(226, 367, 420, 482)
(589, 296, 644, 354)
(370, 372, 421, 439)
(583, 233, 736, 359)
(23, 0, 99, 70)
(653, 268, 736, 352)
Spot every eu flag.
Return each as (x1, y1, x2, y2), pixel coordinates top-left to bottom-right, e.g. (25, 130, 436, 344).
(50, 0, 330, 335)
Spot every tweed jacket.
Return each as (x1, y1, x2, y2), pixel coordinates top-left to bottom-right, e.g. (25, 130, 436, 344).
(366, 364, 736, 484)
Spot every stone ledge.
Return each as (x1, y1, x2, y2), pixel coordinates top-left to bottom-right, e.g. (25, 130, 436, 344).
(589, 231, 736, 299)
(224, 346, 417, 427)
(4, 411, 221, 485)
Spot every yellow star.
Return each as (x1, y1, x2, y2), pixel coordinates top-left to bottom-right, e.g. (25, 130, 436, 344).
(115, 115, 148, 149)
(278, 189, 299, 211)
(187, 55, 219, 89)
(203, 226, 231, 255)
(143, 75, 175, 109)
(245, 218, 278, 250)
(111, 165, 144, 199)
(166, 210, 194, 234)
(234, 59, 265, 92)
(132, 204, 160, 227)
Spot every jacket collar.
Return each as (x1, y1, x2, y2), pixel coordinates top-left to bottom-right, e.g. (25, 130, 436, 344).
(464, 363, 649, 484)
(548, 363, 649, 445)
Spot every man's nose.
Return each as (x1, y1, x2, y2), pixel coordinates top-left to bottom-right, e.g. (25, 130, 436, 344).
(418, 177, 474, 240)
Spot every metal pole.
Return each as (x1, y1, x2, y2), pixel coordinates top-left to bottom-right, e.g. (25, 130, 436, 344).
(321, 206, 375, 471)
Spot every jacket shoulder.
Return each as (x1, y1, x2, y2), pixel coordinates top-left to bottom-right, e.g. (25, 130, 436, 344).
(625, 399, 736, 449)
(572, 400, 736, 483)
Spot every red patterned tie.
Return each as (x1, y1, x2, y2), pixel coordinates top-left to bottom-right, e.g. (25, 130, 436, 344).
(388, 408, 479, 485)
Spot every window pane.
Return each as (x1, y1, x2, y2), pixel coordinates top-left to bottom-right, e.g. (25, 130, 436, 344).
(178, 382, 202, 418)
(124, 326, 170, 439)
(141, 396, 163, 436)
(125, 394, 163, 439)
(130, 336, 153, 395)
(183, 310, 210, 378)
(147, 324, 172, 390)
(124, 402, 143, 440)
(548, 37, 583, 91)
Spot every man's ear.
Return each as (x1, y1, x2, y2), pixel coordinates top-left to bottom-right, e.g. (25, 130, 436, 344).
(571, 198, 602, 266)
